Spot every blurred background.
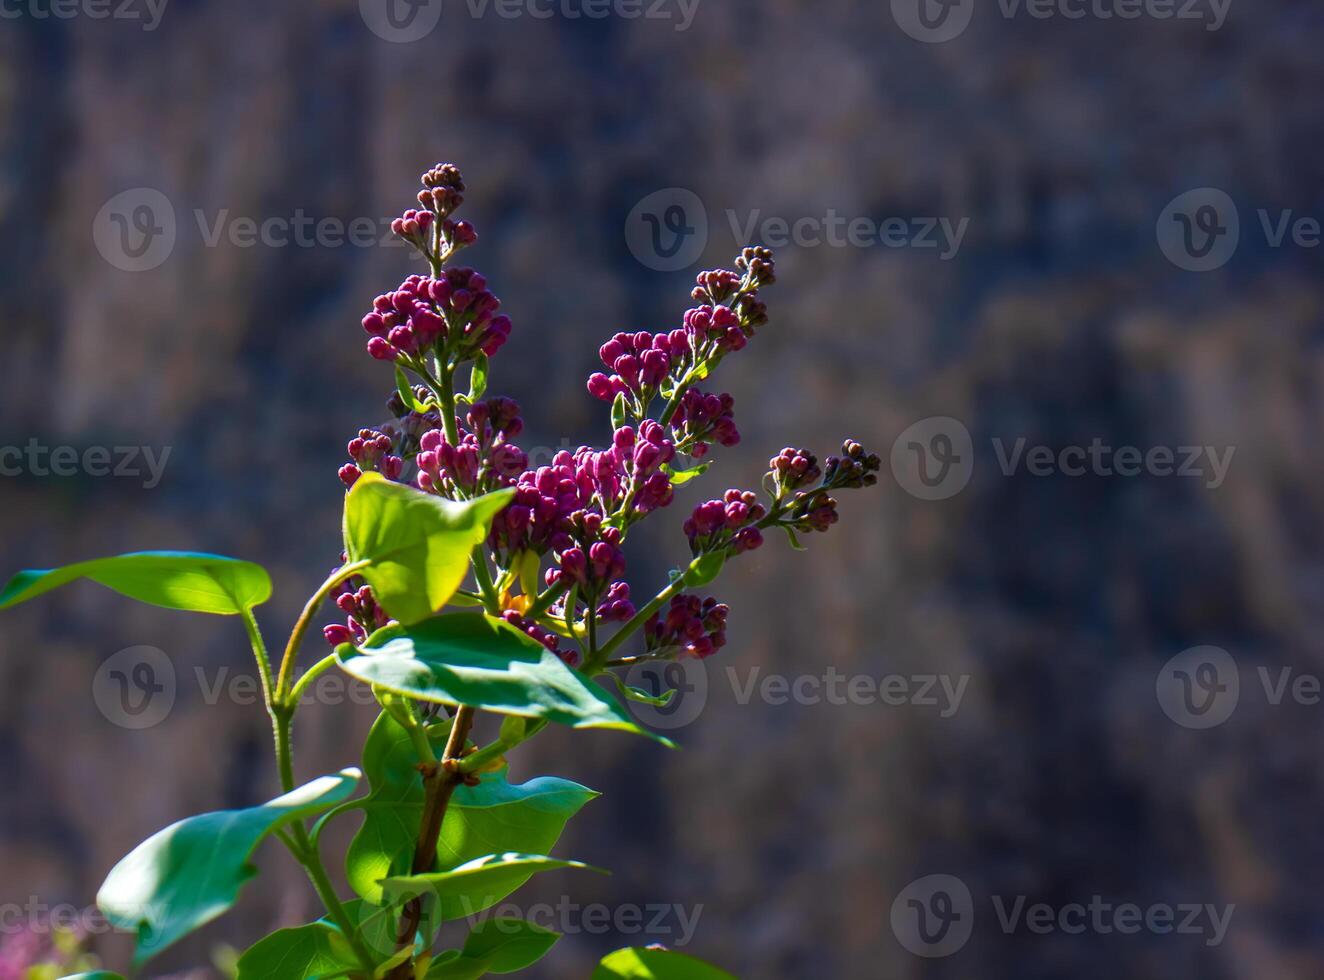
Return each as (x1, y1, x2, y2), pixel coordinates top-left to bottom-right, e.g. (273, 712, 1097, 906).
(2, 0, 1323, 976)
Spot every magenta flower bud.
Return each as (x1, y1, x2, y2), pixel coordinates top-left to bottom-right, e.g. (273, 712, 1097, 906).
(733, 527, 763, 553)
(560, 547, 588, 585)
(338, 464, 362, 487)
(381, 456, 403, 480)
(367, 337, 398, 361)
(323, 624, 354, 647)
(452, 220, 477, 245)
(362, 312, 387, 335)
(419, 430, 445, 452)
(613, 427, 635, 451)
(641, 348, 669, 386)
(600, 338, 625, 367)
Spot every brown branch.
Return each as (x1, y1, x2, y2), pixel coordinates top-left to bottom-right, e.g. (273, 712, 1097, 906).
(386, 705, 475, 978)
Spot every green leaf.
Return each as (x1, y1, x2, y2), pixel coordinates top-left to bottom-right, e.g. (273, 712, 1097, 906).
(396, 365, 430, 413)
(382, 853, 605, 922)
(0, 551, 271, 616)
(343, 475, 514, 624)
(684, 553, 725, 588)
(346, 712, 597, 907)
(337, 612, 671, 743)
(427, 918, 559, 977)
(780, 526, 806, 552)
(468, 353, 490, 402)
(235, 922, 359, 980)
(58, 974, 128, 980)
(662, 462, 710, 486)
(610, 392, 628, 431)
(600, 671, 677, 708)
(97, 769, 361, 965)
(593, 948, 736, 979)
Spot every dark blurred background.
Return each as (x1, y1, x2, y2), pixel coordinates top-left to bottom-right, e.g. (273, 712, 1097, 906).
(2, 0, 1324, 977)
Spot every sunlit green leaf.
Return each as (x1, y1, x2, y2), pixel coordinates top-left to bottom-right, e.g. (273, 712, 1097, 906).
(593, 947, 736, 979)
(0, 551, 271, 616)
(382, 853, 605, 922)
(97, 769, 361, 965)
(337, 613, 670, 742)
(235, 922, 359, 980)
(426, 918, 559, 977)
(343, 475, 513, 624)
(346, 712, 597, 907)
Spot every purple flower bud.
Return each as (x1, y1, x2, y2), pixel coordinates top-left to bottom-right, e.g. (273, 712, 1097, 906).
(323, 624, 354, 646)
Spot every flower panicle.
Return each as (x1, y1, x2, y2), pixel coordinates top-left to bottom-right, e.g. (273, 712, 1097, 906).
(333, 164, 879, 665)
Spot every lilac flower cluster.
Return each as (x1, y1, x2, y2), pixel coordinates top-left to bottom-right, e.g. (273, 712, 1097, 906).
(684, 490, 766, 557)
(323, 575, 391, 646)
(416, 398, 528, 498)
(339, 429, 404, 488)
(669, 389, 739, 458)
(327, 163, 879, 671)
(362, 271, 511, 365)
(644, 595, 729, 660)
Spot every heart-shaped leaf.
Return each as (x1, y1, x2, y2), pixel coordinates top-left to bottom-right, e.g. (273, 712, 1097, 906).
(592, 948, 736, 979)
(426, 918, 559, 978)
(97, 769, 361, 965)
(0, 552, 271, 616)
(346, 712, 597, 906)
(382, 853, 605, 922)
(336, 613, 670, 743)
(343, 474, 513, 624)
